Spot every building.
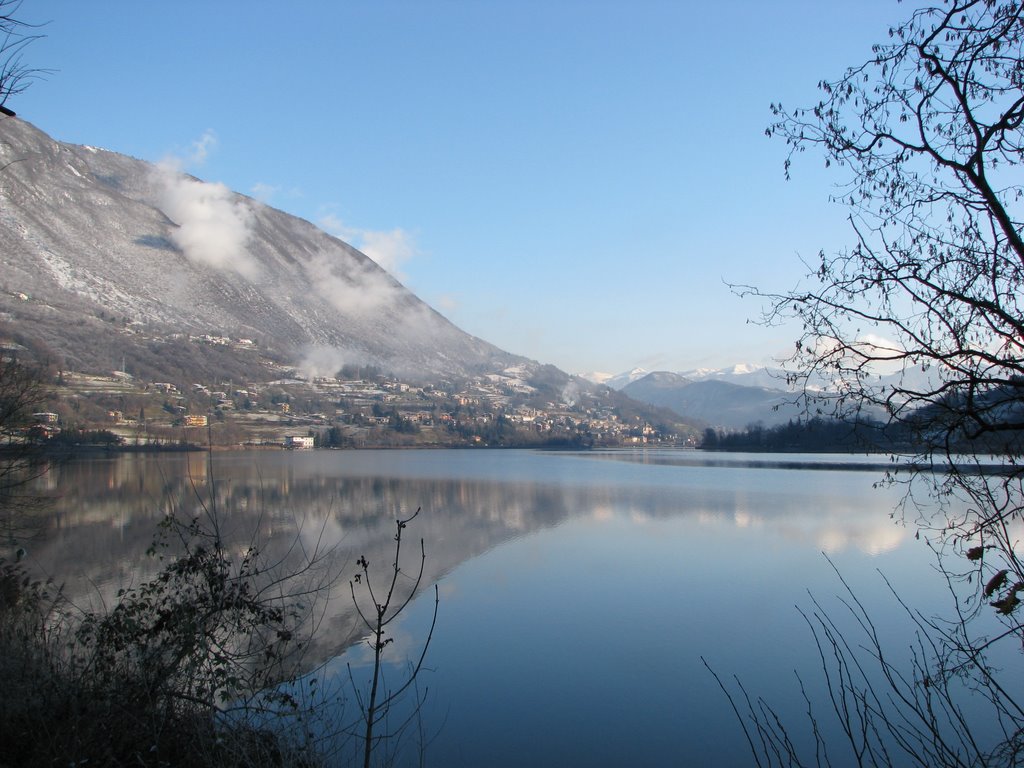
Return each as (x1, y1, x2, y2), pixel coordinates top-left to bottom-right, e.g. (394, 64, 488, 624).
(285, 435, 315, 449)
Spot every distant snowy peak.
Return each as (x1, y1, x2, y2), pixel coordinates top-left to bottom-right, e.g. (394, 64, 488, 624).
(597, 364, 785, 391)
(679, 364, 787, 390)
(601, 361, 941, 398)
(602, 367, 650, 390)
(577, 371, 615, 385)
(727, 363, 764, 376)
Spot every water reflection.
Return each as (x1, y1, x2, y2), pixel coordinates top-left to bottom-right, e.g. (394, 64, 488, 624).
(16, 450, 915, 638)
(11, 448, 939, 767)
(19, 450, 913, 567)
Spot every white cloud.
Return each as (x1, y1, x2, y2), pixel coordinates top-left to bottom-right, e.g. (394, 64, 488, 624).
(318, 212, 346, 236)
(811, 332, 905, 362)
(150, 130, 258, 278)
(316, 212, 418, 280)
(357, 228, 416, 277)
(435, 293, 460, 312)
(250, 181, 278, 202)
(161, 129, 218, 173)
(186, 129, 217, 167)
(297, 344, 364, 379)
(855, 333, 906, 362)
(156, 166, 257, 279)
(561, 380, 581, 406)
(305, 249, 405, 315)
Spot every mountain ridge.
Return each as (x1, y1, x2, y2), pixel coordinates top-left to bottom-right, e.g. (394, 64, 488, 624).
(0, 116, 521, 383)
(602, 363, 936, 429)
(619, 372, 804, 430)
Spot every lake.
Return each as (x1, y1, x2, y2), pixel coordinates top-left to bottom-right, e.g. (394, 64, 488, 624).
(14, 448, 988, 766)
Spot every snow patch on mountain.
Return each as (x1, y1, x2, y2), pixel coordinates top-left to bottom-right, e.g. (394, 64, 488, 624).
(601, 367, 650, 390)
(578, 371, 614, 385)
(594, 364, 781, 391)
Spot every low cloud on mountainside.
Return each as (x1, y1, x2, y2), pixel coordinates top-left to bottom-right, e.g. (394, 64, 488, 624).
(152, 130, 259, 279)
(156, 170, 257, 278)
(305, 249, 408, 316)
(297, 344, 370, 379)
(141, 130, 458, 380)
(317, 212, 417, 280)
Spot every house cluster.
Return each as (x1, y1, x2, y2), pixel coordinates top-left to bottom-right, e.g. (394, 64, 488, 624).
(29, 362, 688, 449)
(27, 411, 61, 439)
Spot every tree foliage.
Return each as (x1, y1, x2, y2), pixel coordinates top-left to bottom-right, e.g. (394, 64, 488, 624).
(703, 417, 887, 452)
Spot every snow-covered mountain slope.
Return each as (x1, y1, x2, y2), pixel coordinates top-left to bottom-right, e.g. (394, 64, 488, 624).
(677, 364, 791, 390)
(600, 367, 651, 390)
(590, 363, 792, 391)
(0, 116, 521, 382)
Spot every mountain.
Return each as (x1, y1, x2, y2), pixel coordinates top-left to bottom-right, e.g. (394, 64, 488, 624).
(576, 371, 614, 386)
(0, 116, 521, 383)
(590, 363, 794, 391)
(590, 365, 800, 428)
(620, 371, 805, 429)
(615, 361, 921, 429)
(678, 364, 793, 391)
(602, 367, 651, 390)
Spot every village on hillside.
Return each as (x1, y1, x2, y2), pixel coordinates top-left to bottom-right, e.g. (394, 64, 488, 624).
(19, 349, 695, 451)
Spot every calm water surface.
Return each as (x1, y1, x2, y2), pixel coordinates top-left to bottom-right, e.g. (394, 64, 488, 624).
(18, 449, 975, 767)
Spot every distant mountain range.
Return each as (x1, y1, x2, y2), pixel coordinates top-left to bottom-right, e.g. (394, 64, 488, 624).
(0, 117, 522, 383)
(583, 364, 792, 392)
(590, 367, 802, 429)
(584, 364, 940, 430)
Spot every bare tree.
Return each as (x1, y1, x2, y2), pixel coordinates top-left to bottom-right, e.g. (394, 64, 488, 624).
(707, 559, 1024, 767)
(746, 0, 1024, 614)
(345, 508, 439, 768)
(0, 0, 45, 110)
(0, 0, 49, 538)
(724, 1, 1024, 764)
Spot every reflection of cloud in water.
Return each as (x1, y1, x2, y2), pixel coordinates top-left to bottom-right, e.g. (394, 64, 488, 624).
(696, 511, 721, 526)
(767, 507, 909, 556)
(296, 510, 346, 551)
(659, 481, 912, 556)
(734, 511, 756, 529)
(816, 524, 905, 556)
(710, 506, 908, 556)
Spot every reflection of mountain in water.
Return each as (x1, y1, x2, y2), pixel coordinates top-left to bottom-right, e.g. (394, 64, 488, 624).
(14, 450, 912, 665)
(18, 452, 584, 662)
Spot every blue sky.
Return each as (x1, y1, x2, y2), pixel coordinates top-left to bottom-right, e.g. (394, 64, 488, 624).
(15, 1, 903, 375)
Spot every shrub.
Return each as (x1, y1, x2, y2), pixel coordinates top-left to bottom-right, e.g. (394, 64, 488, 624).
(0, 512, 329, 768)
